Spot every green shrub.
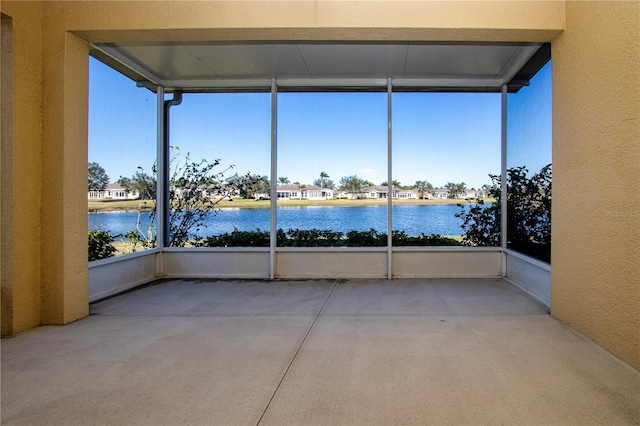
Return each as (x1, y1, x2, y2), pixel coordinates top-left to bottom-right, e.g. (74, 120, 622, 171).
(280, 228, 344, 247)
(200, 228, 462, 248)
(203, 229, 270, 247)
(346, 229, 387, 247)
(392, 230, 461, 246)
(456, 164, 551, 263)
(122, 229, 156, 253)
(88, 230, 117, 261)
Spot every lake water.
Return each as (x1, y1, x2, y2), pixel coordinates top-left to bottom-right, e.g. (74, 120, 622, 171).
(88, 204, 469, 237)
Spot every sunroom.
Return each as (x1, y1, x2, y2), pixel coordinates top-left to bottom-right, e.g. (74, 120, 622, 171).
(88, 41, 552, 305)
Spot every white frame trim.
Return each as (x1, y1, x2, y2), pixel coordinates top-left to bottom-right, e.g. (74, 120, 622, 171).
(386, 78, 393, 279)
(269, 78, 278, 279)
(504, 248, 551, 307)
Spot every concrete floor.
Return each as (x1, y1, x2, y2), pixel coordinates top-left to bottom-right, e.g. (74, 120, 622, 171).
(2, 278, 639, 425)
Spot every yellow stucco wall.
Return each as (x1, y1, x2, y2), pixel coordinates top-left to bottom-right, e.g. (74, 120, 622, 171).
(59, 0, 565, 43)
(39, 11, 90, 325)
(1, 0, 637, 370)
(0, 0, 565, 335)
(1, 2, 43, 335)
(551, 1, 640, 370)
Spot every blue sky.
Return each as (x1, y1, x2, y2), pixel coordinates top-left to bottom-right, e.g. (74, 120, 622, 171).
(88, 59, 157, 179)
(89, 57, 551, 189)
(507, 61, 553, 174)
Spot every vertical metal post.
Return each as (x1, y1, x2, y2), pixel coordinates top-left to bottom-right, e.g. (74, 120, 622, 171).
(162, 92, 182, 248)
(500, 84, 508, 276)
(156, 85, 166, 252)
(269, 78, 278, 279)
(387, 78, 393, 280)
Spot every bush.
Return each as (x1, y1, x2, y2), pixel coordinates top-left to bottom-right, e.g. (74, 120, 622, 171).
(455, 197, 501, 247)
(88, 230, 117, 261)
(200, 228, 462, 248)
(346, 229, 387, 247)
(280, 228, 344, 247)
(456, 164, 551, 263)
(392, 230, 460, 246)
(203, 229, 270, 247)
(132, 149, 237, 248)
(506, 165, 551, 262)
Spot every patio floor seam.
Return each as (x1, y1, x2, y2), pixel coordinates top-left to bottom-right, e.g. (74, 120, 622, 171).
(255, 278, 340, 426)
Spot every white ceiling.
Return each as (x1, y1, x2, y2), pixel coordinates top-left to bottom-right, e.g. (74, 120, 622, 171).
(92, 42, 543, 92)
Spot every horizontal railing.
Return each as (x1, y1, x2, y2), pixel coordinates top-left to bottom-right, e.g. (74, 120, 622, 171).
(89, 248, 160, 302)
(90, 246, 507, 300)
(504, 248, 551, 307)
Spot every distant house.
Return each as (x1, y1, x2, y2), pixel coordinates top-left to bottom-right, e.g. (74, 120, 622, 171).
(251, 191, 270, 200)
(463, 189, 485, 199)
(396, 189, 417, 199)
(301, 185, 334, 199)
(276, 184, 301, 199)
(88, 183, 139, 200)
(203, 184, 238, 199)
(338, 190, 363, 200)
(432, 188, 450, 199)
(359, 186, 417, 200)
(277, 184, 333, 200)
(364, 186, 393, 199)
(416, 190, 434, 200)
(475, 189, 489, 199)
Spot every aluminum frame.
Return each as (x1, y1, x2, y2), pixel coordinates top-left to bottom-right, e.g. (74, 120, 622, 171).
(152, 79, 508, 280)
(501, 84, 508, 276)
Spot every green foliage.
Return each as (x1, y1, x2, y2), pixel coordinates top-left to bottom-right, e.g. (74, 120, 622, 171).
(313, 178, 335, 189)
(391, 231, 460, 246)
(127, 149, 236, 248)
(445, 181, 467, 199)
(281, 229, 345, 247)
(88, 162, 109, 191)
(456, 197, 501, 247)
(168, 153, 235, 246)
(380, 180, 408, 189)
(88, 230, 117, 261)
(414, 180, 434, 199)
(346, 229, 387, 246)
(200, 228, 460, 247)
(122, 228, 155, 253)
(115, 204, 157, 251)
(203, 229, 271, 247)
(456, 164, 552, 263)
(226, 172, 270, 199)
(313, 172, 335, 189)
(118, 169, 156, 200)
(506, 164, 552, 262)
(339, 175, 366, 197)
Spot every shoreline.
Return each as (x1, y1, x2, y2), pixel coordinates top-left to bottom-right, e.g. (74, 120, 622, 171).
(89, 197, 495, 212)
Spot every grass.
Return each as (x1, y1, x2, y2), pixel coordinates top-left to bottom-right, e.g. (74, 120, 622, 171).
(89, 197, 494, 211)
(88, 199, 156, 212)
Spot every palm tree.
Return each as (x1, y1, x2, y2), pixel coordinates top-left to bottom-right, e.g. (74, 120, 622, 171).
(445, 181, 467, 199)
(278, 176, 290, 186)
(318, 171, 329, 188)
(381, 180, 403, 188)
(415, 180, 434, 199)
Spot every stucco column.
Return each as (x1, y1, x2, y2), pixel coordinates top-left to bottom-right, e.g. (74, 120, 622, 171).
(1, 2, 44, 335)
(40, 21, 89, 324)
